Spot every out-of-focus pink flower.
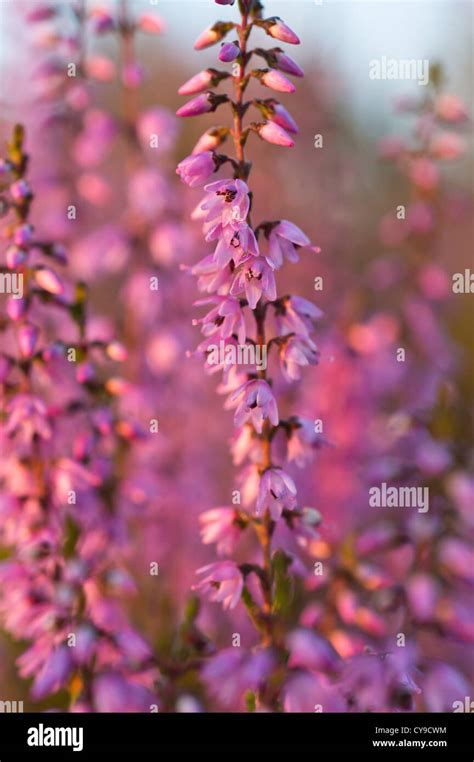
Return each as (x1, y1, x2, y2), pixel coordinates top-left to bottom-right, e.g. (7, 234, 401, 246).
(256, 468, 297, 519)
(231, 379, 279, 433)
(31, 647, 72, 700)
(18, 323, 39, 359)
(260, 69, 296, 93)
(93, 673, 156, 712)
(85, 55, 115, 82)
(408, 158, 439, 191)
(122, 62, 144, 88)
(176, 152, 216, 187)
(435, 94, 468, 123)
(258, 121, 294, 147)
(194, 561, 244, 610)
(430, 132, 465, 160)
(283, 672, 346, 712)
(200, 507, 241, 555)
(378, 135, 406, 160)
(287, 628, 341, 673)
(203, 648, 274, 707)
(6, 394, 51, 442)
(287, 418, 325, 466)
(137, 14, 164, 35)
(34, 267, 64, 295)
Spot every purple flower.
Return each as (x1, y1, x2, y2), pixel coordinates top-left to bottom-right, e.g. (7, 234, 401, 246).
(194, 561, 244, 610)
(200, 508, 241, 555)
(200, 178, 250, 227)
(6, 394, 52, 442)
(257, 468, 297, 519)
(177, 92, 225, 118)
(178, 69, 215, 96)
(176, 151, 217, 187)
(31, 646, 73, 700)
(230, 379, 279, 433)
(230, 257, 277, 308)
(276, 295, 323, 336)
(265, 17, 300, 45)
(261, 69, 296, 94)
(279, 335, 319, 382)
(18, 323, 39, 359)
(266, 219, 312, 268)
(287, 628, 341, 673)
(258, 121, 294, 147)
(287, 418, 325, 466)
(273, 50, 304, 78)
(194, 296, 246, 345)
(212, 223, 259, 268)
(219, 41, 240, 62)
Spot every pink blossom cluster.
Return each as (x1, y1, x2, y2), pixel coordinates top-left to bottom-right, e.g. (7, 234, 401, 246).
(0, 126, 157, 711)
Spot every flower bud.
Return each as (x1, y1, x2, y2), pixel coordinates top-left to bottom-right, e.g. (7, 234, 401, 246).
(219, 41, 239, 63)
(194, 21, 234, 51)
(35, 267, 64, 295)
(18, 323, 39, 358)
(258, 121, 294, 147)
(264, 17, 300, 45)
(260, 69, 296, 94)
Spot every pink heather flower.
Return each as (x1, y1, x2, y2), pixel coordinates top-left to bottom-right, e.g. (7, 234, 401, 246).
(178, 69, 215, 96)
(265, 17, 300, 45)
(277, 295, 323, 336)
(219, 41, 239, 62)
(18, 323, 39, 359)
(34, 268, 64, 295)
(13, 223, 34, 246)
(194, 561, 244, 610)
(279, 335, 319, 382)
(194, 22, 232, 51)
(258, 121, 294, 147)
(9, 179, 31, 202)
(435, 93, 468, 123)
(122, 62, 144, 89)
(203, 648, 274, 707)
(408, 157, 439, 191)
(230, 257, 276, 308)
(212, 223, 259, 268)
(176, 152, 217, 187)
(200, 508, 241, 555)
(6, 245, 27, 268)
(89, 8, 115, 34)
(85, 55, 115, 82)
(283, 672, 346, 712)
(137, 13, 164, 34)
(6, 298, 27, 321)
(261, 69, 296, 94)
(201, 178, 250, 227)
(26, 4, 57, 22)
(176, 92, 216, 118)
(273, 50, 304, 77)
(287, 418, 325, 467)
(190, 254, 234, 294)
(266, 101, 298, 134)
(93, 674, 156, 712)
(31, 647, 73, 701)
(287, 628, 341, 673)
(256, 468, 297, 519)
(230, 379, 279, 433)
(194, 296, 246, 345)
(215, 0, 235, 5)
(267, 220, 311, 268)
(192, 128, 227, 155)
(5, 394, 52, 442)
(430, 132, 465, 160)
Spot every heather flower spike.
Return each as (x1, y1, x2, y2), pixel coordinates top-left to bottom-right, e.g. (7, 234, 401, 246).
(177, 0, 323, 710)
